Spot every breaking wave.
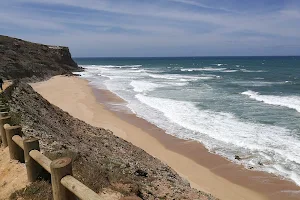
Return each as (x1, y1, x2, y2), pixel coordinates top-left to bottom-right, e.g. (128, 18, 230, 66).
(242, 90, 300, 113)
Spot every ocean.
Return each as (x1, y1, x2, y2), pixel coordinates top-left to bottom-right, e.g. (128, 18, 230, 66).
(74, 56, 300, 186)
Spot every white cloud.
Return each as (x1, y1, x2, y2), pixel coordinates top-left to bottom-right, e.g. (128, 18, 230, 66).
(168, 0, 238, 13)
(15, 0, 300, 37)
(2, 0, 300, 56)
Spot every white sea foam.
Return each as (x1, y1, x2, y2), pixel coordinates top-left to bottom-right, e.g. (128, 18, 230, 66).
(78, 64, 300, 186)
(180, 68, 240, 73)
(197, 76, 216, 80)
(181, 67, 226, 72)
(133, 94, 300, 185)
(240, 69, 267, 73)
(80, 65, 142, 74)
(99, 74, 112, 79)
(72, 71, 86, 76)
(148, 74, 177, 80)
(130, 80, 161, 93)
(130, 80, 189, 93)
(90, 64, 142, 68)
(233, 81, 286, 87)
(163, 82, 189, 86)
(148, 73, 216, 81)
(213, 63, 227, 66)
(180, 69, 194, 72)
(82, 65, 150, 80)
(242, 90, 300, 113)
(222, 69, 238, 73)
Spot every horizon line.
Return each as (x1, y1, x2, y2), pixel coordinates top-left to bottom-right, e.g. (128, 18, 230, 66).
(73, 55, 300, 59)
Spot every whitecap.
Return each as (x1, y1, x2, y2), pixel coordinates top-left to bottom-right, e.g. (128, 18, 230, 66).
(212, 63, 227, 66)
(233, 81, 286, 87)
(81, 64, 142, 69)
(181, 67, 226, 72)
(163, 82, 189, 86)
(132, 94, 300, 185)
(240, 69, 267, 73)
(148, 74, 177, 80)
(130, 80, 161, 93)
(242, 90, 300, 113)
(222, 70, 238, 73)
(148, 73, 211, 81)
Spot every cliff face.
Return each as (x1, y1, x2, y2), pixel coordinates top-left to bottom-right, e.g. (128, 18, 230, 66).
(0, 35, 81, 80)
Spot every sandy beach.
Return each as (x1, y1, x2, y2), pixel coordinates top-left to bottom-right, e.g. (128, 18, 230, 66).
(31, 76, 300, 200)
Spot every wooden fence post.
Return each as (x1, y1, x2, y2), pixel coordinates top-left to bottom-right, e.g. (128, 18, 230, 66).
(24, 137, 42, 182)
(50, 157, 76, 200)
(4, 124, 24, 162)
(0, 116, 11, 147)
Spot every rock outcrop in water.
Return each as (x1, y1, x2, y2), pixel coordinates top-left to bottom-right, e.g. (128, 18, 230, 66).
(0, 35, 81, 80)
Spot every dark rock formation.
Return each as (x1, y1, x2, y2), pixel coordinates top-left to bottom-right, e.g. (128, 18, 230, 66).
(0, 35, 82, 80)
(235, 155, 241, 160)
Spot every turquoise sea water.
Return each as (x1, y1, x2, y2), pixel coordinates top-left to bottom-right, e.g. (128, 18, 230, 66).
(74, 56, 300, 185)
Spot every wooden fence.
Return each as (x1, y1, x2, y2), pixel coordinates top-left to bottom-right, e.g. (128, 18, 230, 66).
(0, 99, 102, 200)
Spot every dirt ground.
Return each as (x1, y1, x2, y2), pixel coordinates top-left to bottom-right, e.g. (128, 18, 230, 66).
(0, 147, 27, 200)
(1, 81, 27, 200)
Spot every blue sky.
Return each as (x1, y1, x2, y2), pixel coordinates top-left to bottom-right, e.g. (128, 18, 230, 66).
(1, 0, 300, 57)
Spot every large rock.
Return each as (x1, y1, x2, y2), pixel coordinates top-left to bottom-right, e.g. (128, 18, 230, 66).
(0, 35, 82, 80)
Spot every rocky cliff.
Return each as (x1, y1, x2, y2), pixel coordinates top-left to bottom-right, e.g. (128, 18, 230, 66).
(0, 35, 81, 80)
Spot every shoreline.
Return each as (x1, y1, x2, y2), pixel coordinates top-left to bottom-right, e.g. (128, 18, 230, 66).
(92, 83, 300, 199)
(32, 76, 300, 200)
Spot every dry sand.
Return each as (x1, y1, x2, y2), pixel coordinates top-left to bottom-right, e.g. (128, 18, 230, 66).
(0, 148, 28, 200)
(2, 81, 12, 91)
(32, 76, 300, 200)
(0, 81, 27, 200)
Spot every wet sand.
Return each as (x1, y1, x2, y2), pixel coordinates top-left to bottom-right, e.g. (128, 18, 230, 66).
(31, 76, 300, 200)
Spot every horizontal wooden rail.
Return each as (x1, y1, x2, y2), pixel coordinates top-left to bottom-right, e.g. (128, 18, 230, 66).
(12, 135, 24, 150)
(61, 175, 102, 200)
(29, 150, 51, 173)
(2, 109, 103, 200)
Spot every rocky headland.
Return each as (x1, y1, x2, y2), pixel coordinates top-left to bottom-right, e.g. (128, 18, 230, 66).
(0, 35, 81, 81)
